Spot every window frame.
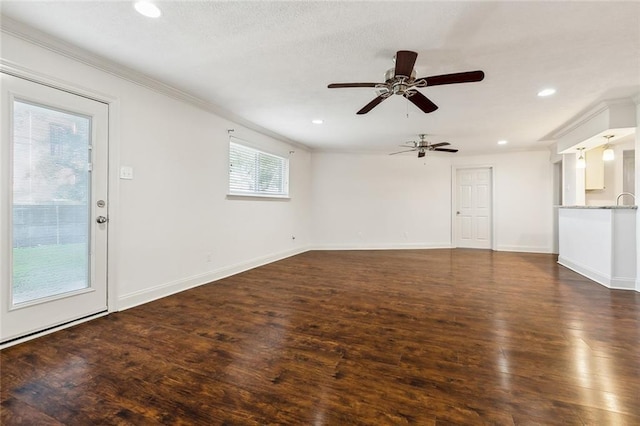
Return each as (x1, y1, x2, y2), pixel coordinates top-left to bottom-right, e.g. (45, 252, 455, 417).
(227, 139, 290, 199)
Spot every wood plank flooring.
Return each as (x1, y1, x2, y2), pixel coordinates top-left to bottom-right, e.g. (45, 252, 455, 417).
(1, 249, 639, 425)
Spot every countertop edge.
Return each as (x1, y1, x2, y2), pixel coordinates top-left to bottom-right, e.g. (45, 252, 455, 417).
(557, 205, 638, 210)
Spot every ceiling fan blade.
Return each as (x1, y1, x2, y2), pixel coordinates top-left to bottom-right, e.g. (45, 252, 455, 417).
(357, 94, 388, 114)
(328, 83, 380, 88)
(404, 91, 438, 113)
(429, 142, 450, 148)
(389, 149, 416, 155)
(433, 148, 459, 153)
(419, 70, 485, 87)
(394, 50, 418, 78)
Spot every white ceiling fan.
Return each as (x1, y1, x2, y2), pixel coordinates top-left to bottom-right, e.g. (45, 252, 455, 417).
(389, 134, 459, 158)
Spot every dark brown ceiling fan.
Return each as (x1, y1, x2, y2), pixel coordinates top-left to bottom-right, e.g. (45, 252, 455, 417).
(390, 134, 458, 158)
(328, 50, 484, 114)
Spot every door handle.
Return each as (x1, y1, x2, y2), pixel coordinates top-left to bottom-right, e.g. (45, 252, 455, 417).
(96, 216, 108, 224)
(456, 211, 460, 215)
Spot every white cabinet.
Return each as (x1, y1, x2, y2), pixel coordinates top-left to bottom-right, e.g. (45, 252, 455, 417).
(585, 146, 604, 190)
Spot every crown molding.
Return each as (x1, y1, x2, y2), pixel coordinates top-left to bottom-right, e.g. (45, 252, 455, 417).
(542, 98, 636, 141)
(0, 15, 310, 151)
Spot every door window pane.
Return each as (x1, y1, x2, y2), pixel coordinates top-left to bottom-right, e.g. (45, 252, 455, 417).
(12, 100, 91, 304)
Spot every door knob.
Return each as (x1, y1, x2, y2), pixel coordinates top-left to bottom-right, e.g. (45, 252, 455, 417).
(456, 211, 460, 215)
(96, 216, 108, 224)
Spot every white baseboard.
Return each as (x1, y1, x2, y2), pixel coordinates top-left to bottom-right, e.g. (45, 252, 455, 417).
(117, 246, 310, 311)
(558, 257, 637, 291)
(312, 243, 453, 251)
(610, 276, 637, 291)
(313, 243, 554, 254)
(558, 257, 610, 287)
(495, 245, 554, 254)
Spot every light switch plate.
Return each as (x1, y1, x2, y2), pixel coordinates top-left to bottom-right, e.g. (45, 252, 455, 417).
(120, 166, 134, 180)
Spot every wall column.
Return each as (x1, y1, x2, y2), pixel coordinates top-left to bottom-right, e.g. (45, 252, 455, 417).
(635, 98, 640, 291)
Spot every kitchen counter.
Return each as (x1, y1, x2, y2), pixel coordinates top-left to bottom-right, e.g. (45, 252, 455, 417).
(559, 205, 637, 209)
(558, 207, 637, 290)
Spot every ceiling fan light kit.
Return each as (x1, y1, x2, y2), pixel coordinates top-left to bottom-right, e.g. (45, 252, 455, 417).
(328, 50, 485, 115)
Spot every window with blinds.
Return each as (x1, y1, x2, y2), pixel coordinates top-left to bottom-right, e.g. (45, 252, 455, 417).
(229, 141, 289, 197)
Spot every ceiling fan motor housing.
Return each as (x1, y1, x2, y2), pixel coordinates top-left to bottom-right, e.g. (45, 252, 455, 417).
(385, 68, 418, 96)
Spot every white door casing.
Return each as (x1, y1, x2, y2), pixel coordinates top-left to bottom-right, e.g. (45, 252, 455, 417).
(454, 167, 492, 249)
(1, 72, 109, 343)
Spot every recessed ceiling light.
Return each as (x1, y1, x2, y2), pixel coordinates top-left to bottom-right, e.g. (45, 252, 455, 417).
(537, 88, 556, 97)
(311, 119, 324, 124)
(497, 140, 508, 145)
(134, 1, 162, 18)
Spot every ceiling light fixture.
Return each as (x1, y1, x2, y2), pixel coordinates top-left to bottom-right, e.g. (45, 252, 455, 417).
(311, 119, 324, 124)
(537, 88, 556, 97)
(602, 135, 615, 161)
(576, 148, 586, 169)
(497, 140, 508, 145)
(134, 1, 162, 18)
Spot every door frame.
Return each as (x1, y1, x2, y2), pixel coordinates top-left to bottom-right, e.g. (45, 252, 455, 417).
(451, 165, 496, 250)
(1, 61, 121, 347)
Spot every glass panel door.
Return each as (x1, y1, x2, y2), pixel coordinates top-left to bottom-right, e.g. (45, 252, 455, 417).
(1, 72, 109, 344)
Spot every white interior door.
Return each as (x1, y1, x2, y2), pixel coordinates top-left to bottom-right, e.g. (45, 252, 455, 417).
(1, 73, 109, 344)
(455, 167, 492, 249)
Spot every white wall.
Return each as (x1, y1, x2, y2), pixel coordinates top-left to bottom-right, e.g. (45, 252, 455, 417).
(310, 153, 453, 249)
(1, 33, 312, 309)
(311, 150, 555, 253)
(636, 100, 640, 292)
(562, 153, 586, 206)
(452, 151, 554, 253)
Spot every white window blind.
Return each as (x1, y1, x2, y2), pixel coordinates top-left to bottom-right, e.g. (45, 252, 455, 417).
(229, 141, 289, 197)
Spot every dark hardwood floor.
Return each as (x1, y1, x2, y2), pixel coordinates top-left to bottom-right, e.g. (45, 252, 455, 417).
(1, 249, 639, 425)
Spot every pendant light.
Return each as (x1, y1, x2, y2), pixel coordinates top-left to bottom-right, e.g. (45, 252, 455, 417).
(576, 148, 586, 169)
(602, 135, 614, 161)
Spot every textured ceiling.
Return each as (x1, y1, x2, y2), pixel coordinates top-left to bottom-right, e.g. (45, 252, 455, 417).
(1, 1, 639, 155)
